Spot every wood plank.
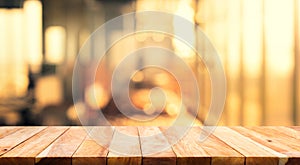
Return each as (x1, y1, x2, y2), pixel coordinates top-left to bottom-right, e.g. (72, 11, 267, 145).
(289, 126, 300, 132)
(0, 127, 46, 156)
(264, 126, 300, 139)
(0, 127, 68, 165)
(0, 127, 22, 139)
(250, 127, 300, 151)
(196, 127, 244, 165)
(138, 126, 176, 165)
(107, 126, 141, 165)
(35, 127, 87, 165)
(72, 136, 107, 165)
(73, 127, 114, 165)
(211, 127, 285, 165)
(232, 126, 300, 165)
(160, 127, 210, 165)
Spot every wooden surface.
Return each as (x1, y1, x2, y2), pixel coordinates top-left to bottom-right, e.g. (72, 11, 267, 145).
(0, 126, 300, 165)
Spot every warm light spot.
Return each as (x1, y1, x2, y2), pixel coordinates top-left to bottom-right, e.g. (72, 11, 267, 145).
(173, 38, 195, 59)
(152, 32, 165, 42)
(24, 0, 43, 72)
(242, 0, 263, 78)
(153, 73, 170, 86)
(131, 70, 144, 83)
(135, 32, 148, 42)
(79, 29, 90, 48)
(45, 26, 66, 64)
(5, 112, 20, 125)
(0, 8, 28, 97)
(243, 101, 262, 126)
(143, 103, 156, 115)
(265, 0, 294, 76)
(35, 76, 63, 106)
(85, 83, 110, 109)
(165, 103, 185, 117)
(67, 102, 86, 121)
(173, 0, 195, 59)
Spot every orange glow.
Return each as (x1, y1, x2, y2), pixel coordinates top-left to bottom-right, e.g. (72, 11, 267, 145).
(131, 70, 144, 83)
(165, 103, 182, 116)
(85, 83, 110, 109)
(143, 103, 157, 115)
(45, 26, 66, 64)
(35, 76, 63, 106)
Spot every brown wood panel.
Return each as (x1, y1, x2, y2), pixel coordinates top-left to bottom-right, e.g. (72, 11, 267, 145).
(160, 127, 210, 165)
(35, 127, 87, 165)
(72, 126, 114, 165)
(0, 127, 22, 139)
(211, 127, 283, 165)
(0, 126, 298, 164)
(232, 126, 300, 165)
(107, 126, 141, 165)
(266, 126, 300, 139)
(289, 126, 300, 132)
(0, 127, 68, 165)
(138, 126, 176, 165)
(196, 127, 244, 165)
(250, 127, 300, 151)
(72, 136, 108, 165)
(0, 127, 46, 156)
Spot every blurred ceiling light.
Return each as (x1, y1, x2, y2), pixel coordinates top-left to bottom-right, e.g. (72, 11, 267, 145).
(45, 26, 66, 64)
(24, 0, 42, 73)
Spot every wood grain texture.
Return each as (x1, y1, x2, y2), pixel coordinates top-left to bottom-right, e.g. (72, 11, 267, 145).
(211, 127, 284, 165)
(0, 127, 22, 139)
(35, 127, 86, 165)
(233, 126, 300, 165)
(250, 127, 300, 151)
(139, 126, 176, 165)
(0, 127, 46, 156)
(160, 127, 210, 165)
(72, 135, 108, 165)
(0, 127, 68, 165)
(0, 126, 300, 164)
(196, 127, 244, 165)
(107, 126, 141, 165)
(289, 126, 300, 132)
(72, 126, 114, 165)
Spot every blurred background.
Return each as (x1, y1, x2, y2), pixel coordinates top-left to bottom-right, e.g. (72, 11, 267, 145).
(0, 0, 299, 126)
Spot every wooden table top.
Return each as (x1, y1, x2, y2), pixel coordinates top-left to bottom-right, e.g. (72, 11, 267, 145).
(0, 126, 300, 165)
